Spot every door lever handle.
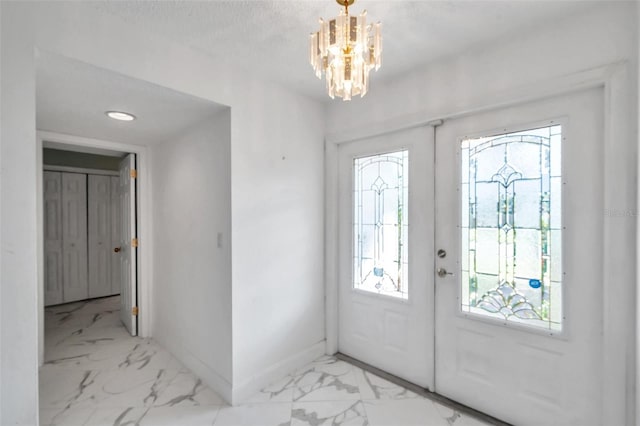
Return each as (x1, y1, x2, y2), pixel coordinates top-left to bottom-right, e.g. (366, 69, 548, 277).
(114, 247, 121, 253)
(437, 267, 453, 278)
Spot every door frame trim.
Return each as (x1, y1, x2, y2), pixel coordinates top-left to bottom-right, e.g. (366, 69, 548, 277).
(324, 61, 634, 425)
(36, 130, 152, 365)
(43, 165, 119, 176)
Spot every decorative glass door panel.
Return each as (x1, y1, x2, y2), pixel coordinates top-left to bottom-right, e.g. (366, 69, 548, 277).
(435, 89, 603, 425)
(461, 125, 562, 331)
(353, 151, 409, 299)
(338, 126, 434, 389)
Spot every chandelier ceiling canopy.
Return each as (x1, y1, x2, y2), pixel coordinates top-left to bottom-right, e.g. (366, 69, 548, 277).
(309, 0, 382, 101)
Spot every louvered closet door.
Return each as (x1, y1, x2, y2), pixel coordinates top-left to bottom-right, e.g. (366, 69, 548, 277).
(62, 173, 88, 303)
(88, 175, 112, 298)
(110, 176, 122, 295)
(44, 171, 64, 306)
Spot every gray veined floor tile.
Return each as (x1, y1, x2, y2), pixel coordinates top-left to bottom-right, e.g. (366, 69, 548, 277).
(154, 370, 227, 407)
(39, 406, 96, 426)
(45, 323, 133, 349)
(39, 369, 102, 409)
(292, 359, 362, 402)
(245, 374, 297, 403)
(213, 402, 292, 426)
(433, 403, 489, 426)
(41, 295, 492, 426)
(92, 368, 180, 408)
(43, 338, 143, 371)
(364, 398, 453, 426)
(352, 368, 419, 400)
(85, 405, 221, 426)
(46, 310, 121, 331)
(82, 406, 151, 426)
(291, 400, 368, 426)
(141, 406, 221, 425)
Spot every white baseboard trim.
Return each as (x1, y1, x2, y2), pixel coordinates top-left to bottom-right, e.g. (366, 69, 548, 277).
(231, 340, 326, 404)
(153, 333, 233, 404)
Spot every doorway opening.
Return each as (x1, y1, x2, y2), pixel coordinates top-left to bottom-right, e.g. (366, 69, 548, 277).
(37, 135, 148, 366)
(41, 144, 139, 335)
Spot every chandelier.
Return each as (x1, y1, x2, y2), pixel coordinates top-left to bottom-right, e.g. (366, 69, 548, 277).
(309, 0, 382, 101)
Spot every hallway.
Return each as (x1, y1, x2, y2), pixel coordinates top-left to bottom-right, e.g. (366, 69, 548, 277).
(40, 296, 490, 425)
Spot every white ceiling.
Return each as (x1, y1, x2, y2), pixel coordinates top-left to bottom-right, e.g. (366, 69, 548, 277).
(36, 0, 602, 140)
(88, 0, 601, 100)
(36, 51, 226, 146)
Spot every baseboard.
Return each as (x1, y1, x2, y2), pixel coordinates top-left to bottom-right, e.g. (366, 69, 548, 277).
(231, 340, 326, 404)
(153, 333, 233, 404)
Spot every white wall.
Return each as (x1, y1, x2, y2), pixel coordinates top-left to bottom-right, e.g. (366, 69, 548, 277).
(1, 4, 39, 424)
(151, 110, 233, 401)
(326, 2, 637, 425)
(327, 3, 637, 136)
(0, 1, 326, 423)
(230, 80, 326, 401)
(637, 4, 640, 426)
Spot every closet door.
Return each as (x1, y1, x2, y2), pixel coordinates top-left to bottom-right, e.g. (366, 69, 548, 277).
(44, 172, 64, 306)
(110, 176, 122, 295)
(88, 175, 112, 298)
(62, 173, 88, 303)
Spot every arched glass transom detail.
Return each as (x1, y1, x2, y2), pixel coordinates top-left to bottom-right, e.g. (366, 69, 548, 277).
(461, 125, 562, 331)
(353, 150, 409, 299)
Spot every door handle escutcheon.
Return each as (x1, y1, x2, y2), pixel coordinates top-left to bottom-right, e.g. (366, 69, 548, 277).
(437, 267, 452, 278)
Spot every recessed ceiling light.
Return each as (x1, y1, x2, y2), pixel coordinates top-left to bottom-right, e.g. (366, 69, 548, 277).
(106, 111, 136, 121)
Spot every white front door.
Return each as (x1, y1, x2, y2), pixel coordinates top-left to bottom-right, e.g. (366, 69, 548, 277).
(119, 154, 138, 336)
(338, 126, 435, 388)
(434, 88, 604, 425)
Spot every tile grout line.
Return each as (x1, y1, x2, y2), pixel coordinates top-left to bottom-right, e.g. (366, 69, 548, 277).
(335, 352, 511, 426)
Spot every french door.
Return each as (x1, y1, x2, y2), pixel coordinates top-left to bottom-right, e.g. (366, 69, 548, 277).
(338, 126, 435, 388)
(338, 87, 604, 424)
(434, 88, 604, 425)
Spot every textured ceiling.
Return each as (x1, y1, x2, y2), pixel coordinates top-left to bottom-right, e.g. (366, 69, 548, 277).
(36, 51, 226, 145)
(88, 0, 600, 100)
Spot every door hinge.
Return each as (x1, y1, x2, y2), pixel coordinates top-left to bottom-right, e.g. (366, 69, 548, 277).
(132, 306, 139, 316)
(131, 238, 139, 247)
(130, 169, 138, 179)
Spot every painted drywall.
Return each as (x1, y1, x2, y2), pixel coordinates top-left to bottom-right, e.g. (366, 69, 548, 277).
(43, 148, 122, 170)
(230, 79, 326, 401)
(0, 2, 326, 423)
(0, 5, 38, 424)
(151, 110, 233, 400)
(0, 2, 4, 422)
(326, 3, 637, 136)
(325, 3, 638, 425)
(637, 5, 640, 426)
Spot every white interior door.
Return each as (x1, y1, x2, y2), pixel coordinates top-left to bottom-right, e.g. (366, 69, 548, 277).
(119, 154, 137, 335)
(110, 176, 122, 295)
(434, 88, 604, 425)
(338, 126, 434, 388)
(43, 171, 63, 306)
(88, 174, 112, 298)
(62, 172, 88, 303)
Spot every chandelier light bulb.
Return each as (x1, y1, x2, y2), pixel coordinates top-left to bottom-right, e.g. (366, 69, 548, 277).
(309, 0, 382, 101)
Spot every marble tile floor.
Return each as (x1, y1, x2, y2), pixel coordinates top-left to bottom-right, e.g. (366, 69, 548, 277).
(41, 296, 492, 426)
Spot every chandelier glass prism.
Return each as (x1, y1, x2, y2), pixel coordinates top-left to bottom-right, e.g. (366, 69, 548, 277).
(309, 0, 382, 101)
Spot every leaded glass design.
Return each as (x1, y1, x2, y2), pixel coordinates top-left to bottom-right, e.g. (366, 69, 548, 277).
(353, 150, 409, 299)
(461, 125, 562, 331)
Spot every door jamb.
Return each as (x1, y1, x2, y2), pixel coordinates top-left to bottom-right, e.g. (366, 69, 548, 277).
(324, 61, 634, 425)
(36, 130, 152, 366)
